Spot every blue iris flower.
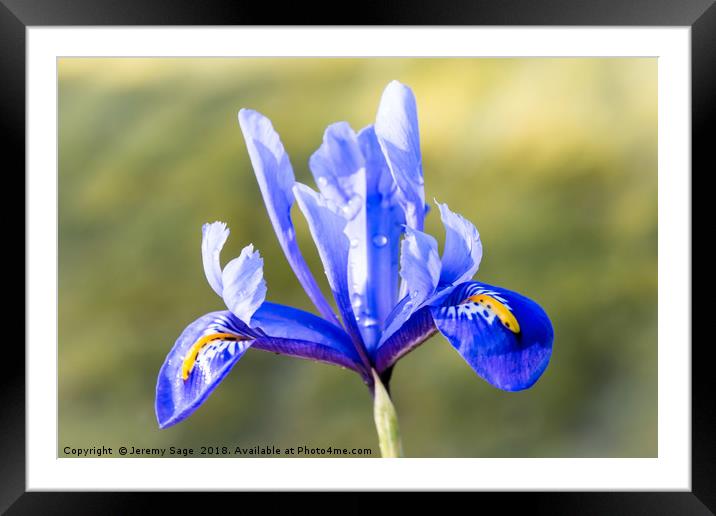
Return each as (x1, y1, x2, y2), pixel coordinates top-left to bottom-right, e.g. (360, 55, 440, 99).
(156, 81, 554, 439)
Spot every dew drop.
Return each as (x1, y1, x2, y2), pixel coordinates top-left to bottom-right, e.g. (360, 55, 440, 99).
(372, 234, 388, 247)
(361, 317, 378, 329)
(317, 176, 328, 187)
(351, 294, 363, 309)
(350, 238, 360, 248)
(341, 195, 363, 220)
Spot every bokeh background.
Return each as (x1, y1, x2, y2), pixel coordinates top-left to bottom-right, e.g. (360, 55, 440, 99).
(59, 58, 657, 457)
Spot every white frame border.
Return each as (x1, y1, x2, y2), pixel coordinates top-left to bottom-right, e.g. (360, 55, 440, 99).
(27, 27, 690, 491)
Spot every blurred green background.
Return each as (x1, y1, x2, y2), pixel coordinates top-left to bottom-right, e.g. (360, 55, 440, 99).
(59, 58, 657, 457)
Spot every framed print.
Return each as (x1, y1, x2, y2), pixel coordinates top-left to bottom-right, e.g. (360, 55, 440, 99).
(6, 0, 711, 512)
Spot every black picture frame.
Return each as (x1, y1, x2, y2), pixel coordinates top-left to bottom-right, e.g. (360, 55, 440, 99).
(5, 0, 710, 513)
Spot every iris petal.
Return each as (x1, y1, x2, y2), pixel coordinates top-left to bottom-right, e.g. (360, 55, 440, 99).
(375, 306, 437, 373)
(251, 302, 358, 361)
(238, 109, 339, 326)
(437, 202, 483, 286)
(155, 311, 253, 429)
(378, 227, 440, 346)
(156, 305, 365, 428)
(252, 304, 366, 378)
(309, 123, 370, 337)
(375, 81, 425, 231)
(201, 221, 230, 296)
(400, 227, 441, 302)
(309, 123, 404, 350)
(429, 281, 553, 391)
(221, 244, 266, 326)
(292, 183, 366, 357)
(359, 126, 404, 348)
(309, 122, 365, 209)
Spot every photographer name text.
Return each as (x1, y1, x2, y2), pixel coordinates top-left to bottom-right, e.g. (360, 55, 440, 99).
(62, 445, 372, 457)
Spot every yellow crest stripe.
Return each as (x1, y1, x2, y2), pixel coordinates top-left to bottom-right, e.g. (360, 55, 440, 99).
(464, 294, 521, 334)
(181, 332, 247, 381)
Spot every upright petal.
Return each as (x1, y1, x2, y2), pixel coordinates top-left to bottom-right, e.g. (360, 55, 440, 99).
(429, 281, 553, 391)
(156, 305, 365, 429)
(378, 227, 441, 345)
(221, 244, 266, 326)
(292, 183, 366, 362)
(309, 123, 370, 337)
(437, 202, 483, 286)
(201, 221, 230, 296)
(359, 126, 404, 347)
(309, 122, 365, 210)
(238, 109, 339, 326)
(400, 227, 441, 304)
(309, 123, 405, 350)
(375, 81, 425, 231)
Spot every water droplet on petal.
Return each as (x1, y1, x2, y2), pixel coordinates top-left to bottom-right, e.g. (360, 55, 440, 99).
(350, 238, 360, 248)
(360, 317, 378, 329)
(410, 290, 420, 299)
(372, 234, 388, 247)
(317, 176, 328, 187)
(341, 195, 363, 220)
(351, 294, 363, 309)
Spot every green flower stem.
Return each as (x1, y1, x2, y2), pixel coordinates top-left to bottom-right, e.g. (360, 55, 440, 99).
(372, 370, 403, 458)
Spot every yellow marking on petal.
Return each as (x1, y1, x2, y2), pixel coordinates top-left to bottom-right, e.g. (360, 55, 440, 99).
(464, 294, 521, 334)
(181, 333, 246, 381)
